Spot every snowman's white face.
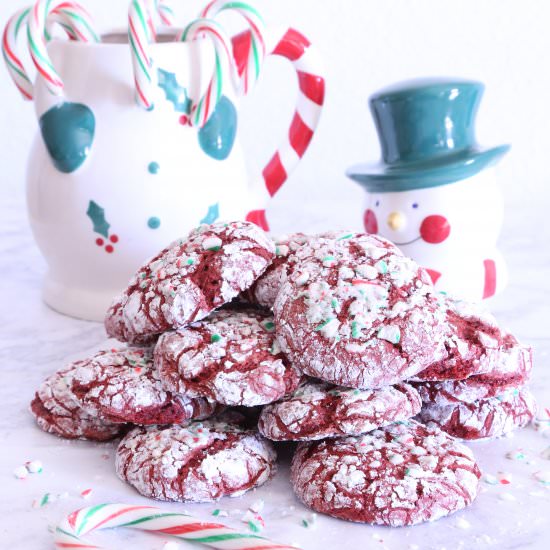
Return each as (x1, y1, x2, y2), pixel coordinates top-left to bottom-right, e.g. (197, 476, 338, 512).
(365, 187, 452, 246)
(363, 170, 503, 250)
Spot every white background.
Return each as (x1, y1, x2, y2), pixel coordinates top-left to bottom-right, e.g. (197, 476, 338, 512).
(1, 0, 550, 236)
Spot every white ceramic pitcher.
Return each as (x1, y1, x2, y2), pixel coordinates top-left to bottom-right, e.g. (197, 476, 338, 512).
(24, 27, 324, 321)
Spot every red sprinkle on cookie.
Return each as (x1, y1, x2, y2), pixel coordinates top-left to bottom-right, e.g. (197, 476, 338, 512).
(115, 420, 277, 502)
(105, 222, 275, 344)
(155, 309, 302, 406)
(274, 233, 448, 388)
(418, 387, 537, 440)
(414, 296, 532, 381)
(68, 348, 219, 425)
(291, 420, 481, 526)
(30, 365, 124, 441)
(258, 380, 421, 441)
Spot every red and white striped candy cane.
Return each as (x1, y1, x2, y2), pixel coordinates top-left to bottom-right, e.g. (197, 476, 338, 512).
(26, 0, 99, 97)
(2, 2, 98, 101)
(200, 0, 266, 96)
(54, 502, 300, 549)
(178, 18, 238, 127)
(244, 27, 326, 231)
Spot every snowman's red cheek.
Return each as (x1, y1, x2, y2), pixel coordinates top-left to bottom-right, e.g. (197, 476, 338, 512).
(420, 215, 451, 244)
(363, 209, 378, 234)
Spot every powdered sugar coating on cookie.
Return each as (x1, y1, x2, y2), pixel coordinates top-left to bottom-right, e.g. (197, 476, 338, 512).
(413, 366, 532, 405)
(413, 295, 532, 382)
(68, 348, 219, 425)
(244, 233, 310, 308)
(116, 420, 277, 502)
(418, 387, 537, 440)
(155, 309, 302, 406)
(105, 222, 275, 344)
(30, 365, 124, 441)
(274, 233, 448, 389)
(258, 380, 421, 441)
(291, 420, 480, 526)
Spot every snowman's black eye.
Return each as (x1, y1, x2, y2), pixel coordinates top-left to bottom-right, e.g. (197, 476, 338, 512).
(375, 200, 380, 207)
(412, 203, 419, 209)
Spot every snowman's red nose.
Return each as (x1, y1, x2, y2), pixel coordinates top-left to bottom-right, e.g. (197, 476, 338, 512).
(363, 209, 378, 234)
(420, 215, 451, 244)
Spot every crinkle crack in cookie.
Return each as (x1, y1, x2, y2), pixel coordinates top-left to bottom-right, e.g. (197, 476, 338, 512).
(30, 364, 124, 441)
(105, 222, 275, 344)
(418, 386, 537, 440)
(291, 420, 481, 526)
(414, 295, 532, 382)
(243, 233, 310, 308)
(258, 380, 421, 441)
(413, 366, 532, 405)
(116, 420, 277, 502)
(274, 233, 448, 388)
(68, 348, 219, 425)
(155, 309, 302, 406)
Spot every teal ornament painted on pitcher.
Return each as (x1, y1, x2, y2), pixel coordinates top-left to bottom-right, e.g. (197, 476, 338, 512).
(198, 96, 238, 161)
(347, 79, 510, 192)
(39, 102, 95, 173)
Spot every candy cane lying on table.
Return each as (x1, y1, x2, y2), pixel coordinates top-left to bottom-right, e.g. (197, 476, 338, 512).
(178, 18, 238, 127)
(3, 2, 99, 101)
(244, 27, 326, 231)
(54, 503, 300, 549)
(200, 0, 266, 96)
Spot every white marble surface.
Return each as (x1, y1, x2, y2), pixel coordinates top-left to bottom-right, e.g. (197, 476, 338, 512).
(1, 190, 550, 550)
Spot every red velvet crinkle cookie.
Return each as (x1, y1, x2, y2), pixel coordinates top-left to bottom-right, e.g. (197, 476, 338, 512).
(105, 221, 275, 344)
(115, 420, 277, 502)
(258, 380, 421, 441)
(413, 296, 532, 382)
(155, 309, 302, 406)
(30, 365, 124, 441)
(418, 387, 537, 440)
(274, 233, 448, 389)
(413, 367, 532, 405)
(244, 233, 310, 308)
(290, 420, 481, 526)
(68, 348, 218, 425)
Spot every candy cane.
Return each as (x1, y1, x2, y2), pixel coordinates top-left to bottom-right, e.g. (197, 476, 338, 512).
(178, 18, 237, 127)
(3, 2, 99, 101)
(153, 0, 176, 27)
(2, 8, 33, 100)
(128, 0, 157, 109)
(54, 503, 300, 549)
(200, 0, 266, 95)
(245, 27, 326, 231)
(26, 0, 99, 97)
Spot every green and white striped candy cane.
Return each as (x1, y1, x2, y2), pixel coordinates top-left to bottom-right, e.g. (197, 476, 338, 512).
(178, 17, 238, 127)
(26, 0, 100, 97)
(3, 2, 99, 101)
(200, 0, 266, 95)
(54, 502, 301, 549)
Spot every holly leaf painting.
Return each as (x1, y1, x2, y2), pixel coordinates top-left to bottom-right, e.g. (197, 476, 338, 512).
(87, 200, 110, 238)
(200, 203, 220, 225)
(157, 68, 191, 114)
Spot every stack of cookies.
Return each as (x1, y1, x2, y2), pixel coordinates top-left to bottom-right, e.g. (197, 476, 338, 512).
(30, 221, 536, 527)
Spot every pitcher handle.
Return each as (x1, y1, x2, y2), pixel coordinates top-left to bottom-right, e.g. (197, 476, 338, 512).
(242, 27, 326, 231)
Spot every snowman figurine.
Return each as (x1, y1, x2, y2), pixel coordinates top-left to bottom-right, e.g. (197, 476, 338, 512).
(347, 79, 510, 301)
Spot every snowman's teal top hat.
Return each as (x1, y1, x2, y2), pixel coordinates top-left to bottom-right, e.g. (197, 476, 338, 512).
(347, 78, 510, 192)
